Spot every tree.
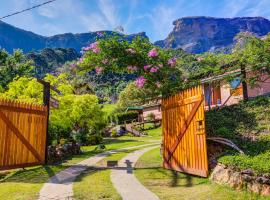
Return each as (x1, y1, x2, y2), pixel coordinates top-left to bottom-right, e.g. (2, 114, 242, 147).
(78, 36, 185, 97)
(0, 49, 34, 89)
(117, 82, 159, 108)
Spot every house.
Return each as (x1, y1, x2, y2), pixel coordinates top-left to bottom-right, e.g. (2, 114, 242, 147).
(126, 98, 162, 122)
(202, 69, 270, 109)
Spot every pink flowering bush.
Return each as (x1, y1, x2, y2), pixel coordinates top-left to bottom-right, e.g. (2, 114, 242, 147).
(79, 36, 185, 96)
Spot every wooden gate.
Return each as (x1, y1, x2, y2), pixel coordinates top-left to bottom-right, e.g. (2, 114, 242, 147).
(162, 85, 208, 177)
(0, 99, 48, 170)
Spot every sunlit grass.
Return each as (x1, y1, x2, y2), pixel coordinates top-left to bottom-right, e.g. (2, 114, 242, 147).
(135, 148, 267, 200)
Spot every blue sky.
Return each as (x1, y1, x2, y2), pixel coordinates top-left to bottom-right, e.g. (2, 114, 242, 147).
(1, 0, 270, 42)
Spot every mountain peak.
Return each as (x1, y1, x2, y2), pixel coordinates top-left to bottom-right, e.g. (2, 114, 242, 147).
(156, 16, 270, 53)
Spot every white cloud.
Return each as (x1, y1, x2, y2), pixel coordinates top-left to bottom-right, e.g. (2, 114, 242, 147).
(98, 0, 120, 28)
(79, 13, 109, 31)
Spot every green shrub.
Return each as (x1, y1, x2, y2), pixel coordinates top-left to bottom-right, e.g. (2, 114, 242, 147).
(219, 150, 270, 174)
(111, 129, 118, 137)
(87, 134, 103, 145)
(114, 111, 138, 124)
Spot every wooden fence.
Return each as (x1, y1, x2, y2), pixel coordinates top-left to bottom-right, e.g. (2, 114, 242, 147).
(162, 85, 208, 177)
(0, 99, 48, 170)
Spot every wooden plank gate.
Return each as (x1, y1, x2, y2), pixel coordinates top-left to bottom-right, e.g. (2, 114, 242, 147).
(162, 85, 208, 177)
(0, 99, 48, 170)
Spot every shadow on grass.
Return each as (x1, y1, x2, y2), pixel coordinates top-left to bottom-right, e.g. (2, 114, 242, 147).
(135, 166, 207, 188)
(0, 165, 64, 184)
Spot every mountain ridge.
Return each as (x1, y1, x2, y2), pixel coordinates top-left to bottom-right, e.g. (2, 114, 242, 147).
(1, 16, 270, 54)
(0, 20, 147, 53)
(154, 16, 270, 53)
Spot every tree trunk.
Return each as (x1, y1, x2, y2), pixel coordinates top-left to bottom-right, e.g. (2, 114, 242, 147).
(241, 66, 249, 101)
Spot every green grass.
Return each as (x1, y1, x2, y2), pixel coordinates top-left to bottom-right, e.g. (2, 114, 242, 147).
(135, 148, 268, 200)
(0, 165, 66, 200)
(73, 150, 133, 200)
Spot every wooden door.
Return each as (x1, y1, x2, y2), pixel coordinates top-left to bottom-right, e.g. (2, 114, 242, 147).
(0, 99, 48, 170)
(162, 85, 208, 177)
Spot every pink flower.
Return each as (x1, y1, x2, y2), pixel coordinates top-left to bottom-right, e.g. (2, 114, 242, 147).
(89, 42, 98, 49)
(95, 67, 103, 75)
(168, 57, 177, 67)
(148, 48, 158, 57)
(158, 64, 163, 68)
(135, 76, 146, 88)
(127, 66, 137, 72)
(71, 63, 77, 69)
(102, 59, 109, 65)
(77, 57, 84, 64)
(197, 57, 204, 62)
(150, 67, 158, 73)
(144, 65, 151, 71)
(92, 47, 101, 54)
(126, 48, 136, 54)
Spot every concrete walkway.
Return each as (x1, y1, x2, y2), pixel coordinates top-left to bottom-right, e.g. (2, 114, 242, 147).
(38, 143, 159, 200)
(111, 146, 160, 200)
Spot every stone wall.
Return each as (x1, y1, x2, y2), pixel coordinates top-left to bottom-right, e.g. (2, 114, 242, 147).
(211, 163, 270, 196)
(47, 142, 81, 164)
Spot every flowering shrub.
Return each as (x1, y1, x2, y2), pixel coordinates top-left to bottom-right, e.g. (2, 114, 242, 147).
(79, 36, 185, 96)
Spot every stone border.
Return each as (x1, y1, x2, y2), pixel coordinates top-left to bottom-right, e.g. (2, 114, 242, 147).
(210, 163, 270, 196)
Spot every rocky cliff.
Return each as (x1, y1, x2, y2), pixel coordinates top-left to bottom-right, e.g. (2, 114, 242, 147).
(155, 17, 270, 53)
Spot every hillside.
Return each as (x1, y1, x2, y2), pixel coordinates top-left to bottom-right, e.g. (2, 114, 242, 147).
(27, 48, 80, 78)
(155, 16, 270, 53)
(0, 20, 148, 53)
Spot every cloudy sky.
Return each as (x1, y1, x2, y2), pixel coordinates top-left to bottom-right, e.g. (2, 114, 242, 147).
(1, 0, 270, 42)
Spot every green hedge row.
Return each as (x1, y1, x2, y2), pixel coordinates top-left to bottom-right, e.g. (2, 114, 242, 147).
(114, 111, 138, 124)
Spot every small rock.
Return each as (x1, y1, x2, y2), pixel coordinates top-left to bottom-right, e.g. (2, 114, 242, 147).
(256, 177, 270, 185)
(241, 169, 254, 176)
(242, 174, 254, 182)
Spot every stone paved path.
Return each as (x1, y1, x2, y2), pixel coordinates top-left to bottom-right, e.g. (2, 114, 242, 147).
(111, 146, 160, 200)
(38, 143, 159, 200)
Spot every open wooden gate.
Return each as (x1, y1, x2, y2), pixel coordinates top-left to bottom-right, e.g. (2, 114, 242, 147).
(0, 99, 48, 170)
(162, 85, 208, 177)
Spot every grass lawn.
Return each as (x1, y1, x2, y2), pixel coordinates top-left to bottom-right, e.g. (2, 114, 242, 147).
(135, 148, 268, 200)
(0, 127, 161, 200)
(73, 149, 135, 200)
(0, 165, 66, 200)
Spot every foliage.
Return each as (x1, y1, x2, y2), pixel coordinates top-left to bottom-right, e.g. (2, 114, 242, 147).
(0, 76, 43, 103)
(117, 82, 158, 108)
(79, 36, 186, 97)
(27, 48, 80, 78)
(113, 111, 138, 124)
(0, 49, 34, 89)
(206, 96, 270, 173)
(0, 74, 106, 144)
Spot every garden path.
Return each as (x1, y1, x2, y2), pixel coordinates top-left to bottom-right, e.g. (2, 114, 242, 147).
(111, 146, 160, 200)
(38, 143, 159, 200)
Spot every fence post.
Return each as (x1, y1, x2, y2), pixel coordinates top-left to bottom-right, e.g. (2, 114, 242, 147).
(43, 82, 50, 165)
